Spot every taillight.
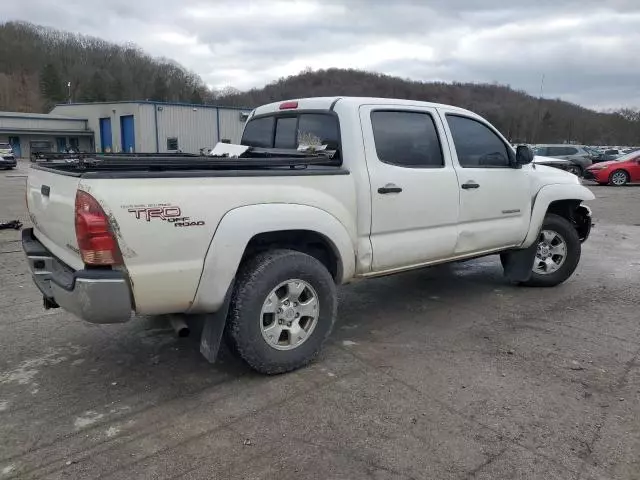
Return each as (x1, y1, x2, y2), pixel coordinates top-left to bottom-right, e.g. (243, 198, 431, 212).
(75, 190, 122, 266)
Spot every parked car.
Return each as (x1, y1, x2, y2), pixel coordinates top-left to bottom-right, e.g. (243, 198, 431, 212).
(592, 149, 622, 163)
(29, 140, 53, 161)
(0, 142, 16, 169)
(23, 97, 594, 374)
(584, 151, 640, 186)
(533, 145, 593, 176)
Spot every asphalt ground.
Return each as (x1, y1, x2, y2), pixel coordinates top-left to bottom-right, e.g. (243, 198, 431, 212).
(1, 160, 639, 479)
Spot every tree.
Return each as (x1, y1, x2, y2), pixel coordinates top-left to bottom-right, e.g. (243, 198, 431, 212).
(39, 62, 66, 104)
(190, 88, 203, 104)
(80, 71, 107, 102)
(151, 74, 169, 101)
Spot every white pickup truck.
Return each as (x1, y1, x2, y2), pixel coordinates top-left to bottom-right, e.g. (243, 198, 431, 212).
(23, 97, 594, 374)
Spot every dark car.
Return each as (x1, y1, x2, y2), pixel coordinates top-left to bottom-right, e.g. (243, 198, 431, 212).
(533, 145, 593, 176)
(592, 149, 621, 163)
(0, 142, 17, 169)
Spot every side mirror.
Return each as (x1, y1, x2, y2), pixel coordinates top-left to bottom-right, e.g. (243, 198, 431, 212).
(515, 145, 534, 166)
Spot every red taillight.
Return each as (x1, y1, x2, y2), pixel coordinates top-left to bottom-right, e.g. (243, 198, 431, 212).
(75, 191, 121, 266)
(279, 101, 298, 110)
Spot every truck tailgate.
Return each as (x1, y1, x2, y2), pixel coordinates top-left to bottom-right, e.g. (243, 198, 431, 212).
(26, 166, 84, 270)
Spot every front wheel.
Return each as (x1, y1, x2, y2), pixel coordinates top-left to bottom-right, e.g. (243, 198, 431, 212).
(520, 214, 581, 287)
(609, 169, 629, 186)
(567, 164, 583, 177)
(226, 249, 337, 374)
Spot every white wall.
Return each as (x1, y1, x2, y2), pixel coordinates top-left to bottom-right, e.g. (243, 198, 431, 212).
(51, 103, 252, 154)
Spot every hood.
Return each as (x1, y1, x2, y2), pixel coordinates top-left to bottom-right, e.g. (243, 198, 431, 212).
(525, 163, 581, 191)
(588, 160, 617, 169)
(0, 148, 12, 154)
(533, 155, 570, 165)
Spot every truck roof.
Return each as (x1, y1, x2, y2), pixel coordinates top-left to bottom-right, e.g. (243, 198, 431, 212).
(251, 96, 475, 117)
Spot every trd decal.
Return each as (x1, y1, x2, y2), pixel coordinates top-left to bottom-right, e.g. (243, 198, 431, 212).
(127, 206, 182, 221)
(124, 205, 205, 227)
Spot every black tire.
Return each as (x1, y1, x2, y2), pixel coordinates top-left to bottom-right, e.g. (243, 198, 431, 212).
(567, 164, 583, 177)
(609, 169, 629, 186)
(226, 249, 337, 374)
(520, 214, 581, 287)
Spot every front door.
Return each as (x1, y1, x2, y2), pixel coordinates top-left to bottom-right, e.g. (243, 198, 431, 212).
(441, 111, 531, 254)
(360, 105, 460, 272)
(56, 137, 66, 152)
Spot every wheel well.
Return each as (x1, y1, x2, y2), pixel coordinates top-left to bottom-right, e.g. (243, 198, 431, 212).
(243, 230, 341, 281)
(610, 168, 629, 178)
(546, 199, 591, 242)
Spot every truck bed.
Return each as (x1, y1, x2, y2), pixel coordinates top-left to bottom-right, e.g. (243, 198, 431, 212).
(31, 151, 347, 179)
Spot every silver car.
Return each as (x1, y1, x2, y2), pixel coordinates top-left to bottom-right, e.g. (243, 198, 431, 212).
(534, 145, 593, 176)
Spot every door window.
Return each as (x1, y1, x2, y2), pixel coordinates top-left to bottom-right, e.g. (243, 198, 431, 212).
(446, 115, 511, 168)
(370, 111, 444, 168)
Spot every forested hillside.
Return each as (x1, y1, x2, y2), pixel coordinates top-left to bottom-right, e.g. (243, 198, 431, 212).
(0, 21, 211, 111)
(217, 68, 640, 145)
(1, 21, 638, 145)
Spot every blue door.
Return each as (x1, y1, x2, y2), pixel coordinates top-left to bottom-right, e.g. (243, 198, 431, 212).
(99, 118, 112, 152)
(120, 115, 135, 153)
(56, 137, 66, 152)
(8, 136, 21, 157)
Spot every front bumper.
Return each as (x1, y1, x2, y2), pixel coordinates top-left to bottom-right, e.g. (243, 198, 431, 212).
(22, 228, 133, 324)
(0, 156, 16, 167)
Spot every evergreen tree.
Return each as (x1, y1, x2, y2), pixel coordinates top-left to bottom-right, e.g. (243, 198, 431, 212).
(39, 63, 66, 104)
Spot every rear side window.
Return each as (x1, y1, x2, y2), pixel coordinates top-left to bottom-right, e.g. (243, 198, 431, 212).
(370, 111, 444, 168)
(241, 116, 274, 147)
(565, 147, 578, 155)
(242, 113, 340, 150)
(447, 115, 510, 168)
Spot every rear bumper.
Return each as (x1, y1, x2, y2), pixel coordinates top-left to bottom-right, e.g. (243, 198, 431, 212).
(22, 228, 133, 324)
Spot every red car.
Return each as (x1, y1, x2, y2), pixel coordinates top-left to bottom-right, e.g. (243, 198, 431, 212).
(584, 151, 640, 186)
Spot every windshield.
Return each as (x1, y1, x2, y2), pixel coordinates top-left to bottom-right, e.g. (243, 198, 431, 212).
(242, 113, 340, 151)
(611, 151, 639, 162)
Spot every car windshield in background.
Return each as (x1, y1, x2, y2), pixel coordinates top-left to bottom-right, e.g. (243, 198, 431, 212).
(0, 143, 12, 149)
(613, 151, 639, 162)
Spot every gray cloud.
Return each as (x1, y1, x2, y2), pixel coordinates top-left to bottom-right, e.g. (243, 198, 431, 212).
(2, 0, 640, 109)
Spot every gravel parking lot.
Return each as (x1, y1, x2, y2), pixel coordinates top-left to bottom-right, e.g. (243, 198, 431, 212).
(1, 160, 639, 480)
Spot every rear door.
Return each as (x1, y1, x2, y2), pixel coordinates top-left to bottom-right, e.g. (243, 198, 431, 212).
(360, 105, 460, 272)
(27, 167, 84, 270)
(441, 111, 531, 254)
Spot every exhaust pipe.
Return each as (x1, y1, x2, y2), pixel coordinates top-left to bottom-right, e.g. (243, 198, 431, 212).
(169, 315, 190, 338)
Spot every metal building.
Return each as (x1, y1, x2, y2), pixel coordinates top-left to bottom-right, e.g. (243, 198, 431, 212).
(50, 102, 252, 154)
(0, 112, 93, 158)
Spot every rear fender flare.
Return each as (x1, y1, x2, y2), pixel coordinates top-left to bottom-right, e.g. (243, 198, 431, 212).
(521, 184, 595, 248)
(188, 203, 356, 313)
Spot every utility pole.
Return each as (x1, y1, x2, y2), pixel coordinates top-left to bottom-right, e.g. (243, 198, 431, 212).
(67, 81, 71, 103)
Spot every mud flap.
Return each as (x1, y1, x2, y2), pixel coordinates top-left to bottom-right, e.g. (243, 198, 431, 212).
(501, 242, 537, 283)
(199, 285, 234, 364)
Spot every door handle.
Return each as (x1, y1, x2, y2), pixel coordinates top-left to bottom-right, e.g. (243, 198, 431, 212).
(461, 181, 480, 190)
(378, 184, 403, 194)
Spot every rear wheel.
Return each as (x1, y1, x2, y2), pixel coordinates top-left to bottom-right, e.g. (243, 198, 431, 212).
(226, 249, 337, 374)
(520, 214, 581, 287)
(609, 169, 629, 186)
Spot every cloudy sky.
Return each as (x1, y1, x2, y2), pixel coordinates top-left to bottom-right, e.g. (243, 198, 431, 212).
(3, 0, 640, 110)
